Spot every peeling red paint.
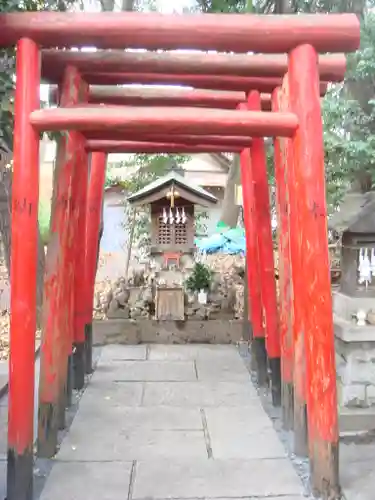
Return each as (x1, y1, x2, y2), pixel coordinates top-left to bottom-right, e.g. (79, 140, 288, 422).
(272, 87, 293, 384)
(38, 66, 88, 445)
(8, 38, 40, 455)
(288, 44, 339, 490)
(84, 153, 107, 325)
(238, 140, 264, 339)
(247, 90, 280, 360)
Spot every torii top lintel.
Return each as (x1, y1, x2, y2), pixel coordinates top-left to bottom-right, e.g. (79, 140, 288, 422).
(0, 12, 360, 53)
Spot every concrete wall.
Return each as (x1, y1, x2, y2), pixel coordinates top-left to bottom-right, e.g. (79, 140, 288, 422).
(101, 191, 128, 254)
(98, 190, 129, 281)
(183, 153, 228, 188)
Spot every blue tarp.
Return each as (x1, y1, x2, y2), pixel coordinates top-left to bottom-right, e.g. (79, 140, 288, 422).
(195, 225, 246, 255)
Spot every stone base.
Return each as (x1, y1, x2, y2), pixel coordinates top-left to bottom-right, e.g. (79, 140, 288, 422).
(93, 319, 243, 345)
(333, 291, 375, 322)
(339, 407, 375, 435)
(335, 316, 375, 434)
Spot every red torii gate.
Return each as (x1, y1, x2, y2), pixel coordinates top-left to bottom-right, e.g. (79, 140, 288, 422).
(0, 10, 360, 500)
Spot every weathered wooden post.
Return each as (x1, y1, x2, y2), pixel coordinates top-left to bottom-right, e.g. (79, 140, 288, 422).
(288, 44, 339, 497)
(7, 37, 40, 500)
(72, 147, 89, 389)
(238, 138, 268, 386)
(38, 66, 88, 458)
(271, 86, 294, 430)
(278, 75, 308, 455)
(248, 90, 281, 406)
(242, 261, 252, 343)
(84, 152, 107, 374)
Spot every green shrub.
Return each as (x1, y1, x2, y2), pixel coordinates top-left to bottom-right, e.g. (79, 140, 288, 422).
(185, 262, 213, 292)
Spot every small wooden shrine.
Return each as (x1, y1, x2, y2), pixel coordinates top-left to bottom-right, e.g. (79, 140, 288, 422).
(127, 165, 217, 321)
(127, 166, 217, 268)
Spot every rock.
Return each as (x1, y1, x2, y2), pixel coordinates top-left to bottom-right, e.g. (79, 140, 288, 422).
(131, 269, 145, 287)
(103, 288, 112, 301)
(210, 275, 221, 293)
(142, 287, 153, 304)
(131, 307, 144, 319)
(134, 299, 146, 309)
(107, 305, 130, 319)
(115, 289, 130, 306)
(108, 299, 119, 314)
(208, 292, 222, 304)
(195, 307, 207, 320)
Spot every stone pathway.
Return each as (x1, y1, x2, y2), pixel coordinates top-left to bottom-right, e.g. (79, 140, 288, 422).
(39, 344, 305, 500)
(340, 441, 375, 500)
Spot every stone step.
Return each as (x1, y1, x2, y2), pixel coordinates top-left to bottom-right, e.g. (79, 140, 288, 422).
(93, 318, 242, 345)
(339, 407, 375, 436)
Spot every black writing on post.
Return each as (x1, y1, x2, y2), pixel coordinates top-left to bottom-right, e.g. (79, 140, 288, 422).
(13, 197, 33, 216)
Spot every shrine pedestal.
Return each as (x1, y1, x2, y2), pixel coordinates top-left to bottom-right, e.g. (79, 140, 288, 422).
(335, 316, 375, 408)
(333, 291, 375, 433)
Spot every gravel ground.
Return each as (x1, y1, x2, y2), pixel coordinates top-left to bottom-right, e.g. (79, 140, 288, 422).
(238, 342, 316, 499)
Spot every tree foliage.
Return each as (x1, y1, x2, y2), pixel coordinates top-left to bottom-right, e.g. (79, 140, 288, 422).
(322, 10, 375, 209)
(194, 0, 375, 211)
(0, 0, 74, 149)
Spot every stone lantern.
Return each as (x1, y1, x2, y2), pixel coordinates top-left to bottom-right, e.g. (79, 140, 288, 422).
(329, 190, 375, 424)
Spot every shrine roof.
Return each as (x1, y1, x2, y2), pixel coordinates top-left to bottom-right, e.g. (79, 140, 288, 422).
(127, 170, 218, 207)
(328, 191, 375, 233)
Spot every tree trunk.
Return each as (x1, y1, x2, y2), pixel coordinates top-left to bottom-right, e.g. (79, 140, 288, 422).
(219, 154, 241, 228)
(0, 144, 45, 325)
(124, 208, 136, 284)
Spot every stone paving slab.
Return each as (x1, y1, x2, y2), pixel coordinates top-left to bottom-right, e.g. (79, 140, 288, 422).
(132, 458, 304, 498)
(341, 461, 375, 500)
(75, 405, 203, 430)
(204, 407, 272, 431)
(195, 357, 251, 382)
(203, 407, 286, 459)
(40, 461, 133, 500)
(209, 425, 286, 459)
(91, 360, 196, 382)
(142, 381, 259, 407)
(57, 429, 208, 461)
(149, 344, 240, 361)
(340, 442, 375, 500)
(76, 380, 143, 408)
(100, 344, 147, 361)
